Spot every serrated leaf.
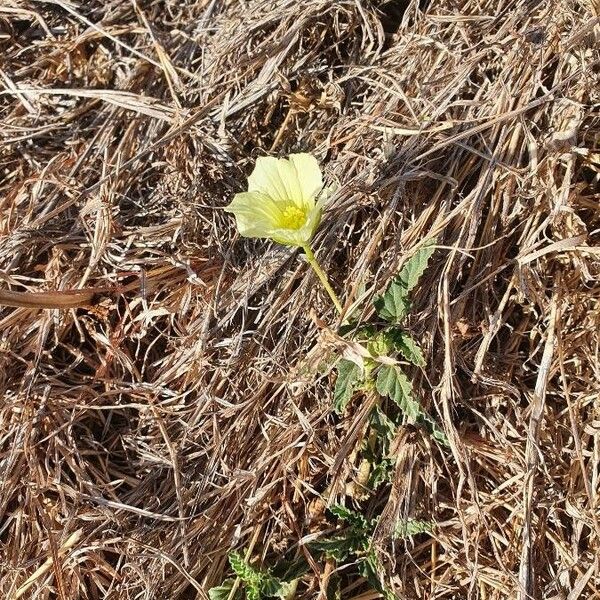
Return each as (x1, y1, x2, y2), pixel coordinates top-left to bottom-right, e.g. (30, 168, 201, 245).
(310, 533, 366, 561)
(225, 552, 301, 600)
(376, 366, 448, 445)
(364, 407, 396, 489)
(358, 552, 396, 600)
(228, 552, 260, 583)
(312, 506, 372, 561)
(333, 359, 362, 414)
(228, 552, 263, 599)
(329, 504, 368, 529)
(419, 412, 450, 447)
(397, 241, 436, 293)
(380, 328, 425, 366)
(395, 332, 425, 366)
(229, 552, 254, 582)
(394, 518, 434, 538)
(374, 240, 436, 323)
(376, 364, 421, 421)
(374, 285, 411, 323)
(208, 579, 242, 600)
(368, 457, 395, 489)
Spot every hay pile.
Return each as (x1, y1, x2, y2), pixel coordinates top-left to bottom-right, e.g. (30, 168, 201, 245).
(1, 0, 599, 598)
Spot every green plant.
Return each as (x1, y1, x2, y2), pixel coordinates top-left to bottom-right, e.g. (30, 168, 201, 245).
(334, 241, 447, 448)
(211, 243, 442, 600)
(310, 505, 434, 599)
(208, 552, 306, 600)
(209, 507, 434, 600)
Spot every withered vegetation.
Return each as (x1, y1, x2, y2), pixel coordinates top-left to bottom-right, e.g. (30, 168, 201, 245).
(0, 0, 599, 598)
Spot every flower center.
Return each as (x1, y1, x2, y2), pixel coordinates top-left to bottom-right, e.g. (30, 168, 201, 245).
(278, 205, 306, 230)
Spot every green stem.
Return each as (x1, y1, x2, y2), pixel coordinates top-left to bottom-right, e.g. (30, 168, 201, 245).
(303, 245, 343, 314)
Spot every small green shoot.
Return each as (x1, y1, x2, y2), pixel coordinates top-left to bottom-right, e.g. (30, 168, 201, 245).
(208, 552, 302, 600)
(310, 505, 434, 600)
(208, 579, 242, 600)
(210, 508, 434, 600)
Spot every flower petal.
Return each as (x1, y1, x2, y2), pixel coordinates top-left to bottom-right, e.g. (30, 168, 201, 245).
(275, 157, 304, 208)
(268, 228, 306, 247)
(247, 156, 289, 200)
(304, 199, 323, 237)
(225, 191, 283, 238)
(289, 153, 323, 203)
(225, 153, 324, 247)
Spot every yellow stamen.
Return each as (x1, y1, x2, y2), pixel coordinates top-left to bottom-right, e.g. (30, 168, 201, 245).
(278, 205, 306, 230)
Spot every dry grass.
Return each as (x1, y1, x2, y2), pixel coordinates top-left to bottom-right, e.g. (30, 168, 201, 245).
(1, 0, 599, 598)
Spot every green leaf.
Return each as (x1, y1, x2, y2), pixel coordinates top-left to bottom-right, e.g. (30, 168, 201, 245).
(272, 556, 309, 582)
(368, 457, 395, 489)
(310, 533, 367, 561)
(419, 413, 450, 447)
(358, 551, 396, 600)
(368, 405, 397, 444)
(397, 241, 436, 293)
(366, 331, 392, 358)
(394, 518, 434, 538)
(311, 506, 373, 561)
(376, 365, 448, 444)
(375, 365, 421, 422)
(229, 552, 259, 584)
(261, 576, 293, 598)
(333, 359, 362, 414)
(374, 240, 436, 323)
(310, 527, 370, 562)
(373, 284, 411, 323)
(228, 552, 265, 600)
(208, 579, 242, 600)
(328, 504, 369, 529)
(224, 552, 302, 600)
(393, 331, 425, 366)
(364, 407, 396, 489)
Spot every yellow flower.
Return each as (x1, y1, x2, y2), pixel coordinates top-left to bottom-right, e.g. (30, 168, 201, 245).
(225, 153, 324, 247)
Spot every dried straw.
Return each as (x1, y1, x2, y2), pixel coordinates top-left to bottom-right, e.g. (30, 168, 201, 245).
(1, 0, 599, 598)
